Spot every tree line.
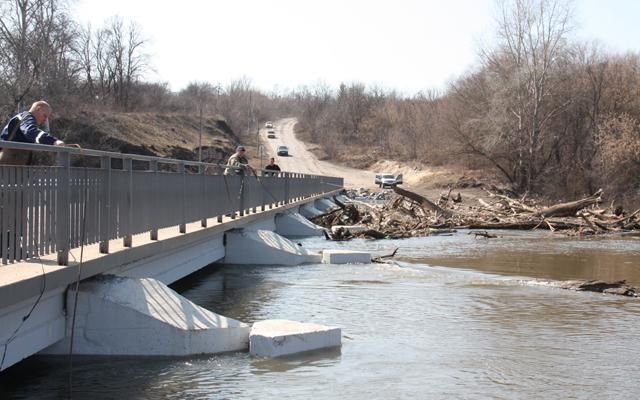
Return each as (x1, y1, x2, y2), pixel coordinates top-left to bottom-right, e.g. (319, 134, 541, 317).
(293, 0, 640, 205)
(0, 0, 278, 139)
(1, 0, 638, 204)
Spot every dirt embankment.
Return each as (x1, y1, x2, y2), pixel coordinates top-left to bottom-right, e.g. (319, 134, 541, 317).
(52, 111, 242, 165)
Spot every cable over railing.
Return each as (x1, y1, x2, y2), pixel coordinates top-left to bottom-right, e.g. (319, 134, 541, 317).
(0, 142, 343, 266)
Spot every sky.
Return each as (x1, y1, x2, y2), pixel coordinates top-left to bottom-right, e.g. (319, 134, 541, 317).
(72, 0, 640, 95)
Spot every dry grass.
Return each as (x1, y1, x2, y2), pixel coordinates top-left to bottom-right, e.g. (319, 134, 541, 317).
(56, 111, 240, 165)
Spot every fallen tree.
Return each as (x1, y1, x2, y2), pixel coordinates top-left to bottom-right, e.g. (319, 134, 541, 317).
(534, 189, 603, 218)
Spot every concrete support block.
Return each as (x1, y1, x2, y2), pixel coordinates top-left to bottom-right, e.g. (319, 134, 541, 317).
(244, 217, 277, 232)
(250, 319, 341, 358)
(224, 229, 321, 265)
(299, 203, 325, 219)
(314, 198, 338, 212)
(334, 195, 350, 204)
(321, 249, 372, 264)
(275, 212, 325, 237)
(42, 275, 250, 356)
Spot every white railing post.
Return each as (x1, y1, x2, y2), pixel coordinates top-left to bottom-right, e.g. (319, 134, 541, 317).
(178, 162, 186, 233)
(99, 156, 111, 253)
(55, 152, 70, 265)
(150, 160, 159, 240)
(123, 158, 133, 247)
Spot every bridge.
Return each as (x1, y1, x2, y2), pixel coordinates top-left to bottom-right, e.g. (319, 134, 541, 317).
(0, 141, 344, 370)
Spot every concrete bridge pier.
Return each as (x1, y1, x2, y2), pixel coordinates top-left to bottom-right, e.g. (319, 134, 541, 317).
(314, 198, 339, 213)
(42, 275, 250, 356)
(275, 212, 326, 237)
(223, 229, 321, 265)
(297, 197, 339, 219)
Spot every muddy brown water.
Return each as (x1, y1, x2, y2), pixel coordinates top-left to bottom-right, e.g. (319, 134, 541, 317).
(1, 230, 639, 399)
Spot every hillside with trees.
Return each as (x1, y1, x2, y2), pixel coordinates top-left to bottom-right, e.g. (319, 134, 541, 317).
(294, 0, 640, 208)
(1, 0, 639, 208)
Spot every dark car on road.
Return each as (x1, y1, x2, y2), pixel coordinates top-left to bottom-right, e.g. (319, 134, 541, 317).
(277, 145, 289, 156)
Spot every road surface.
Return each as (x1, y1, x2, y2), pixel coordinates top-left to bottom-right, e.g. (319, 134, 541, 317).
(258, 118, 375, 189)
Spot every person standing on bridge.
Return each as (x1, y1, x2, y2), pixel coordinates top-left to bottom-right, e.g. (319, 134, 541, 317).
(264, 157, 281, 176)
(0, 101, 65, 165)
(224, 145, 253, 176)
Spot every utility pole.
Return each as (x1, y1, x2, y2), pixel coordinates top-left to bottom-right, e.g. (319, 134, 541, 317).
(247, 91, 253, 135)
(198, 102, 203, 163)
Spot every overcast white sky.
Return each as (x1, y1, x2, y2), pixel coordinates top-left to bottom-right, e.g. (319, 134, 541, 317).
(72, 0, 640, 95)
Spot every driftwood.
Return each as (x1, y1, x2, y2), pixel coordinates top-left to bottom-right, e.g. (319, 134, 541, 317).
(468, 230, 498, 239)
(372, 247, 400, 263)
(332, 195, 346, 209)
(355, 229, 388, 239)
(534, 189, 603, 218)
(393, 186, 454, 218)
(558, 280, 637, 297)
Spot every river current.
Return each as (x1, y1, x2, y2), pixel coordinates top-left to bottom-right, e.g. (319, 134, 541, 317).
(2, 230, 639, 399)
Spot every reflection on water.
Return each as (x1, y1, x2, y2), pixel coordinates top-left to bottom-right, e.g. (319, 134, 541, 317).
(250, 347, 342, 375)
(397, 230, 640, 286)
(1, 230, 639, 399)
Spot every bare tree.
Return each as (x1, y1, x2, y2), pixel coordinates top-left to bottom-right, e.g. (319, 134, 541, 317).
(0, 0, 77, 112)
(479, 0, 574, 191)
(179, 81, 218, 161)
(74, 17, 148, 110)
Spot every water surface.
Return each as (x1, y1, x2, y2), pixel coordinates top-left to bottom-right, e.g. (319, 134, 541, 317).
(1, 230, 639, 399)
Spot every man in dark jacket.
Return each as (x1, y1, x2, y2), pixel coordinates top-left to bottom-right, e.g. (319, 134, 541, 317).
(0, 101, 65, 165)
(264, 157, 281, 176)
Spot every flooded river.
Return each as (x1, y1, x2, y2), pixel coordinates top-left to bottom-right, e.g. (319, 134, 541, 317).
(2, 230, 639, 399)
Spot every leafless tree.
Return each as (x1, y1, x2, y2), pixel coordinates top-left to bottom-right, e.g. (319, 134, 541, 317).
(0, 0, 77, 113)
(478, 0, 574, 191)
(74, 17, 148, 110)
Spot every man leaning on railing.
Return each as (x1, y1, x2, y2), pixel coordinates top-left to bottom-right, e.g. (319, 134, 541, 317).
(0, 100, 65, 166)
(223, 145, 254, 176)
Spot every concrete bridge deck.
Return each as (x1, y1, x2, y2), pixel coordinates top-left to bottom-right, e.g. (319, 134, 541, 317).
(0, 141, 344, 371)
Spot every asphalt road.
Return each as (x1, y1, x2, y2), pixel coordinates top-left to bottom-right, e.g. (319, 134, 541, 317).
(258, 118, 375, 189)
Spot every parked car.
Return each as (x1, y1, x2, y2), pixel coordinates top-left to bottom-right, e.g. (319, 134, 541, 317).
(277, 145, 289, 156)
(265, 121, 273, 129)
(267, 130, 276, 138)
(374, 173, 403, 188)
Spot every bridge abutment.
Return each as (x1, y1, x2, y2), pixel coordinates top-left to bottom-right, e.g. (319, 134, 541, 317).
(42, 275, 250, 356)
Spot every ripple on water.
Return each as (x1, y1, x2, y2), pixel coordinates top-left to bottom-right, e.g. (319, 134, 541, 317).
(3, 231, 640, 399)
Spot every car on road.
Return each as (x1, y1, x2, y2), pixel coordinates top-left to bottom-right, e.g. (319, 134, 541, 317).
(265, 121, 273, 129)
(375, 173, 403, 188)
(267, 130, 276, 138)
(277, 145, 289, 156)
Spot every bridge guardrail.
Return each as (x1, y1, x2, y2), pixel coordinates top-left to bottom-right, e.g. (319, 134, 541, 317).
(0, 142, 343, 265)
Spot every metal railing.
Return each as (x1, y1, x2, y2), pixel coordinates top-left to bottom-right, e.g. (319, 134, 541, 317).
(0, 142, 343, 266)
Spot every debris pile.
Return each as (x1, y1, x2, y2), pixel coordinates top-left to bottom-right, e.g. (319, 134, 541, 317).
(345, 188, 392, 201)
(313, 186, 640, 240)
